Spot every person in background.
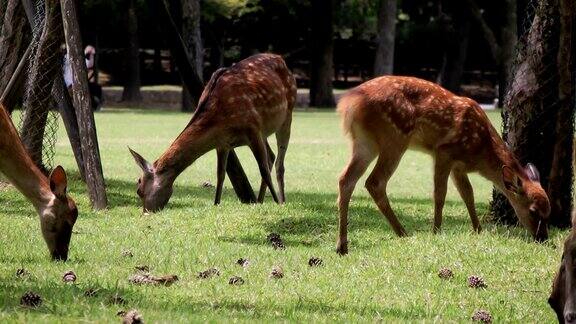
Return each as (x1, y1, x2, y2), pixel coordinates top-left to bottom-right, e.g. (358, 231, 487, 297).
(62, 44, 102, 111)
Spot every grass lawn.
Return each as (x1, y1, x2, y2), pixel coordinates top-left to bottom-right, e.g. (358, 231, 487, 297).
(0, 108, 564, 322)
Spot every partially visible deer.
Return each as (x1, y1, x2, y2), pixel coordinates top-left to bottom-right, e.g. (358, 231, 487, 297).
(129, 53, 296, 211)
(0, 103, 78, 261)
(336, 76, 550, 254)
(549, 213, 576, 324)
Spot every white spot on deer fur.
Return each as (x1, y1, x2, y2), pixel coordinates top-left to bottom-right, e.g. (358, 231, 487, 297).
(227, 97, 236, 104)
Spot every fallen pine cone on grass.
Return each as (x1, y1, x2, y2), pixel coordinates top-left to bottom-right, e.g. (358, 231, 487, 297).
(472, 309, 492, 323)
(229, 276, 245, 285)
(63, 270, 77, 283)
(468, 275, 487, 289)
(270, 266, 284, 279)
(438, 268, 453, 279)
(129, 273, 178, 286)
(20, 291, 42, 307)
(197, 268, 220, 279)
(121, 309, 144, 324)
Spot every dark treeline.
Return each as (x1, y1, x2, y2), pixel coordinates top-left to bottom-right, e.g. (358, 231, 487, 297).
(77, 0, 519, 108)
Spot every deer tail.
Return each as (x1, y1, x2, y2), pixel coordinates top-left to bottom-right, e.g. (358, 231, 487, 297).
(337, 91, 363, 136)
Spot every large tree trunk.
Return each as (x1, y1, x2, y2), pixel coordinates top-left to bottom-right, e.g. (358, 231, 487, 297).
(373, 0, 397, 76)
(437, 2, 470, 94)
(309, 0, 336, 108)
(122, 0, 142, 102)
(491, 0, 565, 225)
(547, 0, 575, 228)
(0, 0, 28, 95)
(181, 0, 203, 112)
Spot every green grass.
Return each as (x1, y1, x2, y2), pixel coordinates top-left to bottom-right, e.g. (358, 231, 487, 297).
(0, 109, 564, 322)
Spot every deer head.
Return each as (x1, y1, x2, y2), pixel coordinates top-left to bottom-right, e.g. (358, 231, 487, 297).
(129, 148, 173, 212)
(549, 226, 576, 324)
(501, 163, 550, 241)
(40, 166, 78, 261)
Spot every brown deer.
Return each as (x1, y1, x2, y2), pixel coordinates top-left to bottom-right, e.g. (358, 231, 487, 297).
(129, 53, 296, 212)
(336, 76, 550, 254)
(549, 213, 576, 324)
(0, 103, 77, 260)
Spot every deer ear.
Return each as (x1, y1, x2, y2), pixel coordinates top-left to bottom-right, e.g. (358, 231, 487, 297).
(502, 165, 522, 194)
(129, 147, 152, 174)
(49, 166, 68, 198)
(525, 163, 540, 182)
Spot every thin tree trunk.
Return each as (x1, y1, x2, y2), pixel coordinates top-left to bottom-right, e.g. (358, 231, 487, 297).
(373, 0, 397, 76)
(498, 0, 518, 107)
(61, 0, 108, 209)
(181, 0, 203, 112)
(491, 0, 561, 225)
(547, 0, 575, 228)
(122, 0, 142, 102)
(0, 0, 27, 95)
(309, 0, 336, 108)
(438, 3, 470, 94)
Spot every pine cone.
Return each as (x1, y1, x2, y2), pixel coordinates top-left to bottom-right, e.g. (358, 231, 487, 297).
(122, 250, 134, 258)
(472, 309, 492, 323)
(270, 266, 284, 279)
(63, 270, 77, 283)
(20, 291, 42, 307)
(237, 258, 250, 268)
(197, 268, 220, 279)
(438, 268, 453, 279)
(229, 276, 245, 285)
(308, 257, 323, 267)
(122, 309, 144, 324)
(16, 268, 30, 278)
(468, 275, 487, 289)
(267, 233, 285, 250)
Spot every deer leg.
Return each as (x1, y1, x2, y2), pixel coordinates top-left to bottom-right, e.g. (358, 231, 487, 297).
(451, 170, 481, 233)
(257, 141, 275, 203)
(337, 143, 375, 255)
(275, 116, 292, 203)
(432, 153, 453, 233)
(365, 146, 409, 237)
(214, 149, 229, 205)
(249, 134, 280, 204)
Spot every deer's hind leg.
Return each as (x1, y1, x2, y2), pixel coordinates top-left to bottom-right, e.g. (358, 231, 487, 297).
(249, 132, 280, 204)
(365, 138, 409, 237)
(274, 114, 292, 203)
(337, 138, 377, 255)
(214, 149, 230, 205)
(257, 141, 275, 203)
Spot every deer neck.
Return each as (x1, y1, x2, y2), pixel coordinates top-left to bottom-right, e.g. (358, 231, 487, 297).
(0, 110, 53, 211)
(479, 133, 524, 196)
(154, 124, 217, 182)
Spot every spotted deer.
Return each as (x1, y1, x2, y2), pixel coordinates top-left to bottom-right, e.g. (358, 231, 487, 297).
(336, 76, 550, 254)
(549, 212, 576, 324)
(0, 103, 78, 260)
(129, 53, 296, 212)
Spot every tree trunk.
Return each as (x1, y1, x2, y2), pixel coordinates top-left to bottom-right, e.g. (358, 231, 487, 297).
(547, 0, 575, 228)
(491, 0, 561, 225)
(181, 0, 203, 112)
(438, 3, 470, 94)
(497, 0, 518, 108)
(373, 0, 397, 76)
(0, 0, 27, 95)
(122, 0, 142, 102)
(309, 0, 336, 108)
(20, 0, 63, 172)
(61, 0, 108, 210)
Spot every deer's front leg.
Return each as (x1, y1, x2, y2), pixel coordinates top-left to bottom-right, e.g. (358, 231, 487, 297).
(451, 170, 481, 232)
(433, 153, 452, 233)
(214, 149, 229, 205)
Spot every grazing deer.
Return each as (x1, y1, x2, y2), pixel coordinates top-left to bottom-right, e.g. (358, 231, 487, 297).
(0, 103, 77, 260)
(549, 213, 576, 324)
(336, 76, 550, 254)
(129, 53, 296, 212)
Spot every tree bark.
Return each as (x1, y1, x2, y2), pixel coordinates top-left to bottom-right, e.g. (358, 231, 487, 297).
(309, 0, 336, 108)
(122, 0, 142, 102)
(0, 0, 27, 95)
(547, 0, 575, 228)
(491, 0, 562, 225)
(181, 0, 203, 112)
(373, 0, 397, 76)
(61, 0, 108, 209)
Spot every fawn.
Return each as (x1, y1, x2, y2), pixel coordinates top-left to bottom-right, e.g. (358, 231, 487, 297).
(130, 53, 296, 211)
(336, 76, 550, 254)
(0, 103, 77, 260)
